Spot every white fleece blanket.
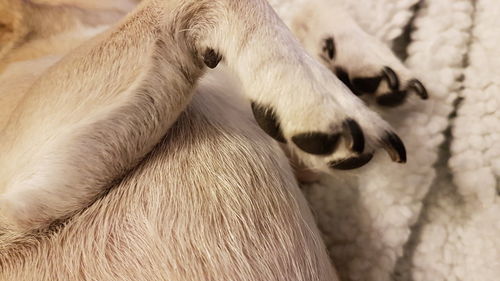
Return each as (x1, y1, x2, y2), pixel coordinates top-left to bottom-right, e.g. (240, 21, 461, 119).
(303, 0, 500, 280)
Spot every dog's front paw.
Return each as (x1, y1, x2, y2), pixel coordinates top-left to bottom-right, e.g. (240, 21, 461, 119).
(320, 35, 428, 107)
(290, 4, 428, 108)
(250, 59, 406, 172)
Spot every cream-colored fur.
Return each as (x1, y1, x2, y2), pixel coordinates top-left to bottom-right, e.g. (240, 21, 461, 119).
(1, 66, 338, 280)
(0, 0, 340, 280)
(0, 0, 415, 279)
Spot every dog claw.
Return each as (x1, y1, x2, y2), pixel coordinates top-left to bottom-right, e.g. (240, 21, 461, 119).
(329, 153, 374, 170)
(382, 66, 400, 91)
(407, 79, 428, 100)
(203, 48, 222, 69)
(343, 119, 364, 153)
(382, 132, 406, 163)
(292, 132, 341, 155)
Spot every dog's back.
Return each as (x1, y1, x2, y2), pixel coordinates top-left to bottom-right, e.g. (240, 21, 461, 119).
(0, 1, 337, 280)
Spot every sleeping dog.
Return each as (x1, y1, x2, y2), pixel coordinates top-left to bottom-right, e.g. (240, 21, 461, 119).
(0, 0, 426, 280)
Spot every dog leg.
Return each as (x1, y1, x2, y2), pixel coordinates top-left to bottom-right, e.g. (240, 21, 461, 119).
(0, 69, 340, 280)
(1, 0, 406, 230)
(0, 0, 212, 230)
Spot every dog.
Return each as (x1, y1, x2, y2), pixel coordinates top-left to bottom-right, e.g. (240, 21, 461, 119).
(0, 0, 427, 280)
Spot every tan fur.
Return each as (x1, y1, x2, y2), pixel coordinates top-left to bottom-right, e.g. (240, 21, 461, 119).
(0, 0, 339, 280)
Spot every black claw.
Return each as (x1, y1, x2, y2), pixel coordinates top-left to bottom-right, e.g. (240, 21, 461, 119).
(292, 132, 341, 155)
(329, 153, 374, 170)
(352, 76, 382, 94)
(251, 102, 287, 143)
(407, 79, 429, 100)
(382, 132, 406, 163)
(376, 91, 408, 107)
(343, 119, 364, 154)
(335, 67, 361, 96)
(323, 37, 336, 60)
(203, 48, 222, 69)
(382, 67, 400, 91)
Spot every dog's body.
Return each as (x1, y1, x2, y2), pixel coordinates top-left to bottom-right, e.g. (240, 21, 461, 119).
(0, 0, 426, 280)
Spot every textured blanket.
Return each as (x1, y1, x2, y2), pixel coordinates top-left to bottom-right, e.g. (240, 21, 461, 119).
(303, 0, 500, 280)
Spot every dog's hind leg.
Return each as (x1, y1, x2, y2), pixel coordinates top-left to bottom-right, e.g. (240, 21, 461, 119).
(0, 67, 340, 281)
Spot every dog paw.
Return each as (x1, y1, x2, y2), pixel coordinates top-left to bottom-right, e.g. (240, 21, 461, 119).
(290, 5, 428, 108)
(320, 35, 428, 107)
(249, 58, 406, 172)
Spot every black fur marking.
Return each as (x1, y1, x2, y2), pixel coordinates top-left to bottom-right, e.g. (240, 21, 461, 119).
(382, 132, 406, 163)
(352, 76, 382, 94)
(329, 153, 374, 170)
(376, 91, 408, 107)
(407, 79, 429, 100)
(203, 48, 222, 69)
(323, 37, 336, 60)
(335, 67, 361, 96)
(382, 66, 400, 90)
(343, 119, 364, 154)
(292, 132, 341, 155)
(251, 102, 287, 143)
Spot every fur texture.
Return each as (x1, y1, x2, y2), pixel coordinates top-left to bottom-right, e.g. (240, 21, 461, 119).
(0, 0, 424, 279)
(0, 0, 340, 279)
